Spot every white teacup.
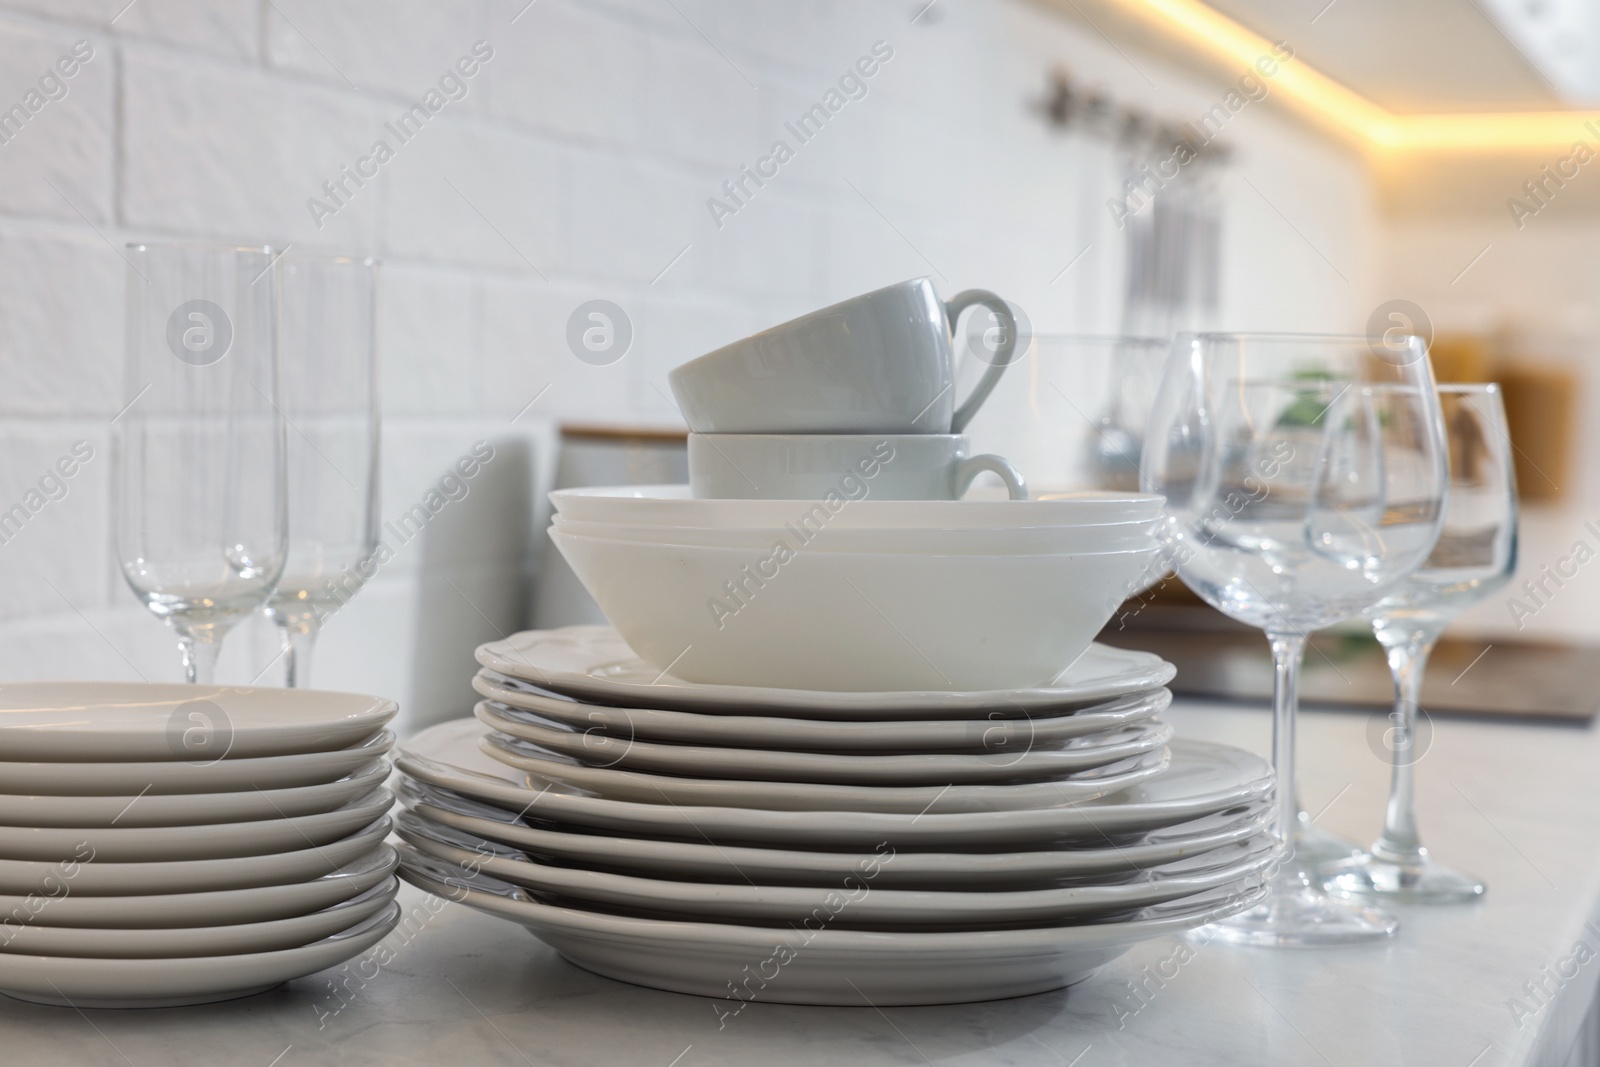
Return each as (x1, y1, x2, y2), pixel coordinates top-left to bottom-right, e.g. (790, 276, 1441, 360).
(668, 278, 1019, 435)
(688, 434, 1027, 501)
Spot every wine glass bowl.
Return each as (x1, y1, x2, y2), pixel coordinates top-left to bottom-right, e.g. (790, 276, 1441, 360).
(1142, 333, 1449, 946)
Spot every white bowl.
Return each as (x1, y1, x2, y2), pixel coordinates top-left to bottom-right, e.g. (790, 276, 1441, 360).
(550, 515, 1160, 555)
(549, 529, 1162, 692)
(549, 485, 1164, 529)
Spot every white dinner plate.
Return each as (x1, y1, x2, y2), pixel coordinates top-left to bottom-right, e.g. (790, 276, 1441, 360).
(0, 681, 396, 761)
(400, 719, 1272, 848)
(0, 847, 397, 928)
(0, 879, 398, 958)
(402, 782, 1270, 889)
(400, 857, 1266, 1006)
(399, 814, 1278, 928)
(0, 817, 393, 896)
(0, 788, 392, 863)
(477, 703, 1173, 786)
(0, 730, 394, 796)
(477, 626, 1174, 720)
(0, 904, 401, 1008)
(480, 732, 1168, 814)
(0, 759, 390, 829)
(473, 670, 1170, 753)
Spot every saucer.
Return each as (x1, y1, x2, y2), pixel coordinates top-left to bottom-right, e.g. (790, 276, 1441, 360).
(404, 783, 1270, 889)
(400, 719, 1271, 849)
(400, 858, 1266, 1006)
(473, 670, 1170, 753)
(0, 681, 395, 761)
(0, 904, 401, 1008)
(399, 818, 1278, 928)
(479, 733, 1167, 814)
(477, 626, 1174, 720)
(477, 702, 1173, 786)
(0, 730, 394, 796)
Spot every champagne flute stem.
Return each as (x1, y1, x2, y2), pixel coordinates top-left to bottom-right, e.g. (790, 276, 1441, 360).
(1373, 624, 1443, 861)
(1266, 631, 1307, 854)
(284, 625, 319, 689)
(179, 636, 221, 685)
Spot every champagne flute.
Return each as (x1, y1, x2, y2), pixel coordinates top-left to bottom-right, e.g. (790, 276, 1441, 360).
(116, 243, 288, 684)
(263, 255, 380, 688)
(1141, 333, 1448, 945)
(1324, 383, 1516, 902)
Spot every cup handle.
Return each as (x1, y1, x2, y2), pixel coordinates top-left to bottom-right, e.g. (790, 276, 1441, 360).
(945, 289, 1019, 433)
(953, 454, 1028, 500)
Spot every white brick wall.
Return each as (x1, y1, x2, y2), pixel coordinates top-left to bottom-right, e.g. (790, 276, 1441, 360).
(0, 0, 1376, 731)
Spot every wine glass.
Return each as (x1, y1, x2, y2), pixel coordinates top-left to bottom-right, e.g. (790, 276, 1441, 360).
(1324, 383, 1516, 902)
(115, 243, 288, 684)
(263, 255, 380, 688)
(1141, 332, 1448, 945)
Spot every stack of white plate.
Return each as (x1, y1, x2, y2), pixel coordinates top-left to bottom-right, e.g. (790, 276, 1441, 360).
(0, 682, 401, 1008)
(394, 626, 1277, 1006)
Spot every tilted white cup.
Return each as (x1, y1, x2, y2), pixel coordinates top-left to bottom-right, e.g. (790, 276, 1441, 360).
(668, 278, 1019, 434)
(688, 434, 1026, 501)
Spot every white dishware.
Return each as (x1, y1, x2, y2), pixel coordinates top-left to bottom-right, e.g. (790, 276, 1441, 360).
(481, 732, 1166, 814)
(686, 433, 1026, 501)
(0, 730, 394, 796)
(401, 817, 1276, 928)
(400, 719, 1270, 848)
(405, 782, 1269, 889)
(478, 627, 1173, 718)
(668, 278, 1018, 435)
(477, 703, 1171, 785)
(1143, 331, 1448, 946)
(473, 670, 1170, 752)
(550, 515, 1159, 555)
(0, 818, 392, 895)
(0, 848, 396, 928)
(0, 879, 397, 959)
(549, 531, 1162, 690)
(0, 681, 395, 762)
(0, 790, 392, 863)
(400, 859, 1266, 1006)
(0, 760, 389, 829)
(549, 484, 1163, 528)
(0, 903, 400, 1008)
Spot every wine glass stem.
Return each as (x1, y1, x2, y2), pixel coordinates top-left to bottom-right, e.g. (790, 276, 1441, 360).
(1373, 624, 1442, 861)
(179, 636, 221, 685)
(284, 625, 319, 689)
(1266, 631, 1307, 854)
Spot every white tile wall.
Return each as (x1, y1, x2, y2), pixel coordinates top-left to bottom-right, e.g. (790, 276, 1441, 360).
(0, 0, 1376, 731)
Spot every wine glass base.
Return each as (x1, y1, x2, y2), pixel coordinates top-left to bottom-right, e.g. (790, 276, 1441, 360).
(1292, 817, 1364, 870)
(1200, 863, 1398, 947)
(1202, 885, 1399, 947)
(1323, 851, 1486, 904)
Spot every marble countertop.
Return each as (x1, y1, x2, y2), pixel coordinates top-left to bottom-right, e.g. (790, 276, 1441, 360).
(4, 699, 1597, 1066)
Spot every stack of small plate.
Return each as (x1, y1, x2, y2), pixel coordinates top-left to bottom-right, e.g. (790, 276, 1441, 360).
(394, 626, 1277, 1006)
(0, 682, 401, 1007)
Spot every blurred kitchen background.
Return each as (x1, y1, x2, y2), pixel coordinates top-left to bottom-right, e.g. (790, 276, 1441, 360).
(0, 0, 1596, 730)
